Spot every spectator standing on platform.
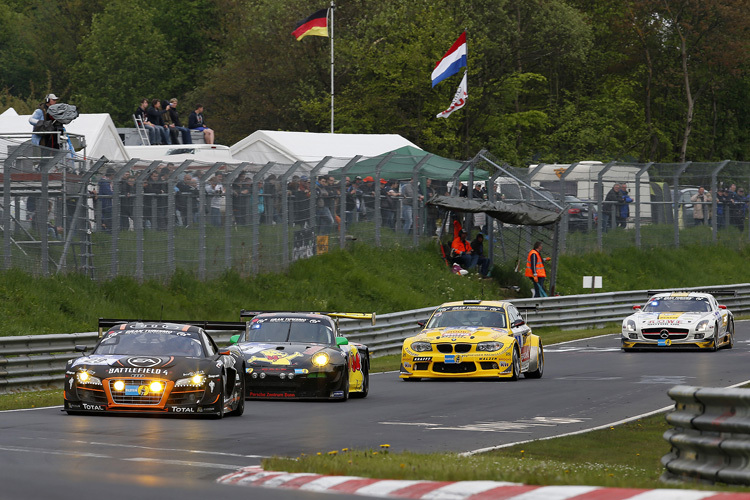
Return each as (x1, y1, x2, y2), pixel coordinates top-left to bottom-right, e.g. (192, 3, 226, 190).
(167, 98, 192, 144)
(188, 104, 215, 144)
(134, 98, 157, 145)
(29, 93, 59, 147)
(690, 186, 712, 226)
(146, 99, 171, 145)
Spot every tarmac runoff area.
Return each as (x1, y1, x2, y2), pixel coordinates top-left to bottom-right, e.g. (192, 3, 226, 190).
(218, 466, 750, 499)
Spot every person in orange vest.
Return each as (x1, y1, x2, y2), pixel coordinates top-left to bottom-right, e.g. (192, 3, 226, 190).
(525, 241, 548, 297)
(451, 220, 473, 270)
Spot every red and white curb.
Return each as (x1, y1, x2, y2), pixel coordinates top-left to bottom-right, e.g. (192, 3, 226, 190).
(217, 466, 750, 499)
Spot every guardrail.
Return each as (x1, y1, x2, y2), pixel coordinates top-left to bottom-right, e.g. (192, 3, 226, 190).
(662, 385, 750, 485)
(3, 284, 750, 393)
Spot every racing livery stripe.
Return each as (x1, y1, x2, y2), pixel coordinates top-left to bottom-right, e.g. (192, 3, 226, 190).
(217, 467, 750, 499)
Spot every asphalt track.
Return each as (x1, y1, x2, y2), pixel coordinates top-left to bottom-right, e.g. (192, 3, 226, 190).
(2, 321, 749, 499)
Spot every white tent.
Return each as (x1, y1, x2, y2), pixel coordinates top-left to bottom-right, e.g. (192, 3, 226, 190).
(230, 130, 421, 175)
(0, 107, 129, 161)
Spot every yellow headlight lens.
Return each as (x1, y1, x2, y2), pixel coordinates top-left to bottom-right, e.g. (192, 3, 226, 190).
(150, 381, 163, 393)
(77, 371, 89, 382)
(191, 374, 205, 385)
(113, 380, 125, 391)
(312, 352, 330, 367)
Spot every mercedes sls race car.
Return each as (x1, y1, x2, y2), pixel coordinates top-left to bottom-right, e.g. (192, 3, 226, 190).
(230, 311, 372, 400)
(621, 291, 735, 351)
(64, 320, 246, 417)
(400, 300, 543, 381)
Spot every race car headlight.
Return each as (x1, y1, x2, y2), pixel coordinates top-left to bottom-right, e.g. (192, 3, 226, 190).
(625, 320, 637, 332)
(75, 370, 102, 386)
(410, 342, 432, 352)
(175, 374, 206, 388)
(696, 320, 710, 332)
(113, 380, 125, 391)
(476, 341, 503, 352)
(312, 353, 330, 367)
(149, 381, 164, 393)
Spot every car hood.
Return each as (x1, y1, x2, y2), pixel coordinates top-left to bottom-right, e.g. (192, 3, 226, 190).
(69, 354, 214, 378)
(238, 342, 344, 366)
(628, 311, 711, 326)
(412, 327, 512, 342)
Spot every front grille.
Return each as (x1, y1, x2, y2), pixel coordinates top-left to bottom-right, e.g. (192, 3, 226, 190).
(413, 363, 430, 370)
(454, 344, 471, 353)
(109, 379, 164, 405)
(436, 344, 453, 353)
(480, 362, 499, 370)
(643, 332, 689, 340)
(642, 328, 689, 334)
(433, 362, 476, 374)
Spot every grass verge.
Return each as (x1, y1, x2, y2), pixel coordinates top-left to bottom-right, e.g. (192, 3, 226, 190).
(262, 413, 745, 492)
(0, 389, 62, 411)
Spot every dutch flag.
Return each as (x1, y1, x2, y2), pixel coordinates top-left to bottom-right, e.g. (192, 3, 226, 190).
(431, 32, 467, 88)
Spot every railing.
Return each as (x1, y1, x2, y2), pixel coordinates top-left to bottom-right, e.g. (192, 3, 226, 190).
(662, 385, 750, 485)
(2, 284, 750, 393)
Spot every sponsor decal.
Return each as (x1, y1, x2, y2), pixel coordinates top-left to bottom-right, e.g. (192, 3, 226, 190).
(444, 354, 461, 364)
(412, 357, 432, 362)
(246, 367, 254, 374)
(248, 391, 296, 398)
(657, 313, 685, 320)
(107, 367, 166, 375)
(248, 349, 303, 365)
(658, 339, 673, 346)
(209, 381, 216, 393)
(294, 368, 309, 374)
(521, 344, 531, 362)
(332, 391, 345, 398)
(127, 357, 164, 368)
(68, 378, 75, 389)
(499, 361, 509, 368)
(172, 407, 195, 413)
(350, 351, 362, 372)
(441, 330, 472, 338)
(404, 362, 412, 368)
(71, 356, 120, 368)
(82, 403, 104, 411)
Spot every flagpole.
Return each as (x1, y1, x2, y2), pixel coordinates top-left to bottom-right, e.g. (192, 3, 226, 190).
(330, 0, 335, 133)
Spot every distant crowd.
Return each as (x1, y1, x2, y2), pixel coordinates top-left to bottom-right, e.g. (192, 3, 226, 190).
(134, 99, 215, 146)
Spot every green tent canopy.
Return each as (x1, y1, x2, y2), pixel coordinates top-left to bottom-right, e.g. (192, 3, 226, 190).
(328, 146, 489, 181)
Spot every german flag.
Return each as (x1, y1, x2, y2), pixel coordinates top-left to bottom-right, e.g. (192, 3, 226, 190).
(292, 8, 329, 41)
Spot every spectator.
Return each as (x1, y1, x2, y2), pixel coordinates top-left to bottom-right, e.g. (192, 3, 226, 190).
(618, 183, 633, 228)
(690, 186, 712, 226)
(728, 184, 743, 231)
(716, 185, 729, 228)
(232, 172, 251, 226)
(401, 178, 423, 234)
(381, 179, 398, 229)
(346, 176, 364, 223)
(134, 98, 158, 145)
(144, 170, 165, 229)
(146, 99, 171, 145)
(29, 93, 60, 148)
(603, 183, 621, 230)
(176, 172, 199, 226)
(470, 233, 491, 278)
(188, 104, 215, 144)
(736, 187, 748, 232)
(294, 176, 311, 227)
(525, 241, 547, 298)
(450, 220, 473, 270)
(205, 173, 225, 226)
(167, 98, 192, 144)
(120, 172, 136, 230)
(315, 175, 335, 233)
(361, 176, 375, 220)
(423, 178, 438, 236)
(98, 168, 115, 232)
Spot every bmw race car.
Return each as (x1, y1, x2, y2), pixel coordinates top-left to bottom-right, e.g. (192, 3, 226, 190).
(230, 311, 373, 400)
(400, 300, 543, 381)
(64, 320, 246, 417)
(621, 291, 735, 351)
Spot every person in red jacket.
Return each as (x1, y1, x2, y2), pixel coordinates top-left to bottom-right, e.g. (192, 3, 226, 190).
(525, 241, 547, 297)
(451, 220, 472, 270)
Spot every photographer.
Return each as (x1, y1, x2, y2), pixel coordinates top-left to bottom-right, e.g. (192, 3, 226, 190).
(690, 186, 712, 226)
(617, 183, 633, 228)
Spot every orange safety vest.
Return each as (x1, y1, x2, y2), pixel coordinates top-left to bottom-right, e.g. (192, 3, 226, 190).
(525, 249, 546, 278)
(451, 236, 471, 255)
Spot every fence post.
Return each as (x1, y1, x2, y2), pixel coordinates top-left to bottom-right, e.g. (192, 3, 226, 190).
(672, 162, 691, 248)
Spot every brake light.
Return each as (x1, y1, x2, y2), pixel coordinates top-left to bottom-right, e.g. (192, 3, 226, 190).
(568, 208, 581, 215)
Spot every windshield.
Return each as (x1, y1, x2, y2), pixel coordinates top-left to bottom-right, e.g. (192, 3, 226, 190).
(94, 330, 204, 356)
(642, 297, 711, 313)
(426, 306, 507, 328)
(246, 318, 334, 344)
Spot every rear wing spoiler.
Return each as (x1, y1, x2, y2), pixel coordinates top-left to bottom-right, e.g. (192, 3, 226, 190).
(646, 290, 737, 298)
(97, 318, 247, 338)
(239, 309, 376, 326)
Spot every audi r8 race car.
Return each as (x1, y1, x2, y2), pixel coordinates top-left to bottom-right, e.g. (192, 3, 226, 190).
(400, 300, 543, 381)
(64, 320, 246, 417)
(229, 311, 372, 400)
(621, 291, 735, 351)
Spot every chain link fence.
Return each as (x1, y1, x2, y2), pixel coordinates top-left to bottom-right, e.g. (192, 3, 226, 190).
(1, 138, 749, 281)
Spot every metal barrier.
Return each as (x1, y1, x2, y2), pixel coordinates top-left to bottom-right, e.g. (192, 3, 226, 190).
(2, 283, 750, 393)
(662, 385, 750, 485)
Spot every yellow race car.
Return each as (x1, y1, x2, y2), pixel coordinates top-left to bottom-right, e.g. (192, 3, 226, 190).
(400, 300, 543, 381)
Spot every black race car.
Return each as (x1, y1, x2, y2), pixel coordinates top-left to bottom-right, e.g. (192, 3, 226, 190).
(64, 320, 246, 418)
(230, 311, 373, 401)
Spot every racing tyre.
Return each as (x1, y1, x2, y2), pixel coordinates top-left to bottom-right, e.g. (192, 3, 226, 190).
(525, 344, 544, 379)
(227, 369, 245, 417)
(350, 358, 369, 399)
(727, 319, 735, 349)
(508, 346, 520, 381)
(711, 324, 720, 352)
(210, 386, 225, 419)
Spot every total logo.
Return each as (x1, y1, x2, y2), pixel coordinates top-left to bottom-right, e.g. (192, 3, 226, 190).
(172, 407, 195, 413)
(127, 357, 163, 368)
(82, 403, 104, 411)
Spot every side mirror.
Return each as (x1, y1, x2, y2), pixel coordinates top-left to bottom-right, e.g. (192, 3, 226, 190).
(219, 350, 232, 356)
(229, 334, 240, 344)
(512, 319, 525, 328)
(417, 321, 425, 327)
(632, 305, 641, 310)
(719, 305, 727, 310)
(336, 337, 349, 346)
(75, 345, 88, 353)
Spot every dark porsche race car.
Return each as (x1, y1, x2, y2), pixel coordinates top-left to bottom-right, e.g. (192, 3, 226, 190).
(230, 311, 373, 401)
(64, 320, 246, 418)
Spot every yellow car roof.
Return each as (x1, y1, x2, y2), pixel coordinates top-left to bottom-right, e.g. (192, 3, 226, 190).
(435, 300, 512, 308)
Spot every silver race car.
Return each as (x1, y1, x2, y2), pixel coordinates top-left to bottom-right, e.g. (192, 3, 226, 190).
(621, 291, 735, 351)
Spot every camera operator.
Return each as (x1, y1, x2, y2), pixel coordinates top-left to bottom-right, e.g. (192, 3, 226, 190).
(690, 186, 712, 226)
